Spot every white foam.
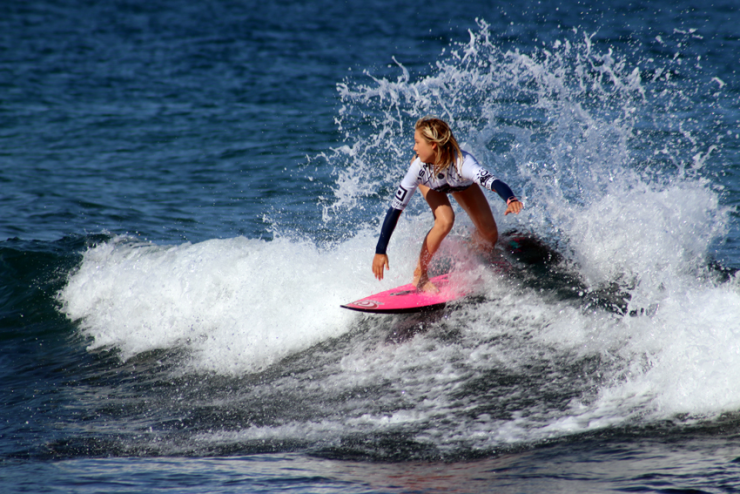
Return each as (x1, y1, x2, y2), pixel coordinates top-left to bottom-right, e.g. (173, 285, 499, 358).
(59, 233, 386, 374)
(600, 280, 740, 417)
(59, 19, 738, 450)
(59, 218, 482, 376)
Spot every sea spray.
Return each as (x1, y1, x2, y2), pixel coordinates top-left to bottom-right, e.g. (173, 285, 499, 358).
(316, 19, 737, 429)
(57, 19, 739, 455)
(326, 18, 729, 293)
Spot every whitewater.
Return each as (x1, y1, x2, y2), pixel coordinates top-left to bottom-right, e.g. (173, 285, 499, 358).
(53, 21, 740, 462)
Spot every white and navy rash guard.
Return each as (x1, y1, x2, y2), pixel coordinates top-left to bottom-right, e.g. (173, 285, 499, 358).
(376, 151, 517, 255)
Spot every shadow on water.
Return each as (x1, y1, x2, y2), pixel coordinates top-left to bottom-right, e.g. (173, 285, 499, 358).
(498, 230, 635, 316)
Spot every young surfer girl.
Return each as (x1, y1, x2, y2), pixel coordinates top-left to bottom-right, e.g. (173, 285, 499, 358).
(372, 117, 523, 292)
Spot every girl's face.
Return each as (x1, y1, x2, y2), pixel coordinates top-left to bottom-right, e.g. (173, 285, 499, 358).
(413, 129, 437, 164)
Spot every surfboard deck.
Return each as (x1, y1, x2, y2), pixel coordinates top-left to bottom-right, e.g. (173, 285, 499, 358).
(341, 273, 470, 314)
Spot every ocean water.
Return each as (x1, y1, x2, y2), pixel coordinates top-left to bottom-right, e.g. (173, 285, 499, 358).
(2, 0, 740, 492)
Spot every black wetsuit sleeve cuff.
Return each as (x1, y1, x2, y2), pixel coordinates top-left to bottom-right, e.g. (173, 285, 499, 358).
(491, 179, 516, 203)
(375, 208, 402, 255)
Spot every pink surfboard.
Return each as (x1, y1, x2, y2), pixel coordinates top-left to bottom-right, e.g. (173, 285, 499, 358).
(341, 273, 472, 314)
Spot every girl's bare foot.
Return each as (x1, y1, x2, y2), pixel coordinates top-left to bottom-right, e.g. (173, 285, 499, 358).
(412, 266, 440, 293)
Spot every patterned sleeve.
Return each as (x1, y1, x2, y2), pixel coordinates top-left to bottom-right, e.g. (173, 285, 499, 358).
(375, 159, 422, 255)
(460, 153, 517, 203)
(389, 158, 422, 210)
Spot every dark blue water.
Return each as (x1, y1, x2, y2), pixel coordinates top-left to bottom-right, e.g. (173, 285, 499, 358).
(3, 0, 740, 492)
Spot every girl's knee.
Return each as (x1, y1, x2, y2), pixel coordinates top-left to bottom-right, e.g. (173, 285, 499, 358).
(434, 211, 455, 234)
(478, 227, 498, 247)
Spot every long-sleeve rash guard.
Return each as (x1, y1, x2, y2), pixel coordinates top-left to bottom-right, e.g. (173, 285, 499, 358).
(375, 151, 517, 255)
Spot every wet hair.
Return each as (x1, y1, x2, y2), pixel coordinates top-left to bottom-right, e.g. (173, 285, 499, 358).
(415, 116, 463, 174)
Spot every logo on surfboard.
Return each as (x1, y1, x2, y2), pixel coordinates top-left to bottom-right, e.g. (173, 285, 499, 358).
(349, 299, 384, 310)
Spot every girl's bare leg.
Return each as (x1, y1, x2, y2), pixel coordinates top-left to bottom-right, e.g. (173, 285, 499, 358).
(414, 185, 455, 292)
(452, 184, 499, 252)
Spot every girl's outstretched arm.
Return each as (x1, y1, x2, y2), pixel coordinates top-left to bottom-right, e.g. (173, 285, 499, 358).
(372, 207, 402, 280)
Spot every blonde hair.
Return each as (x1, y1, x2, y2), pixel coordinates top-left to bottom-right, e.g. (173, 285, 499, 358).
(415, 116, 463, 174)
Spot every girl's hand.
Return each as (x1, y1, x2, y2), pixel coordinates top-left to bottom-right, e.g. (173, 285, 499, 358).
(504, 199, 523, 215)
(372, 254, 389, 280)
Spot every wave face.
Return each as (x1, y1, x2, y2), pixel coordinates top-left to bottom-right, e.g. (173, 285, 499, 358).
(50, 20, 740, 461)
